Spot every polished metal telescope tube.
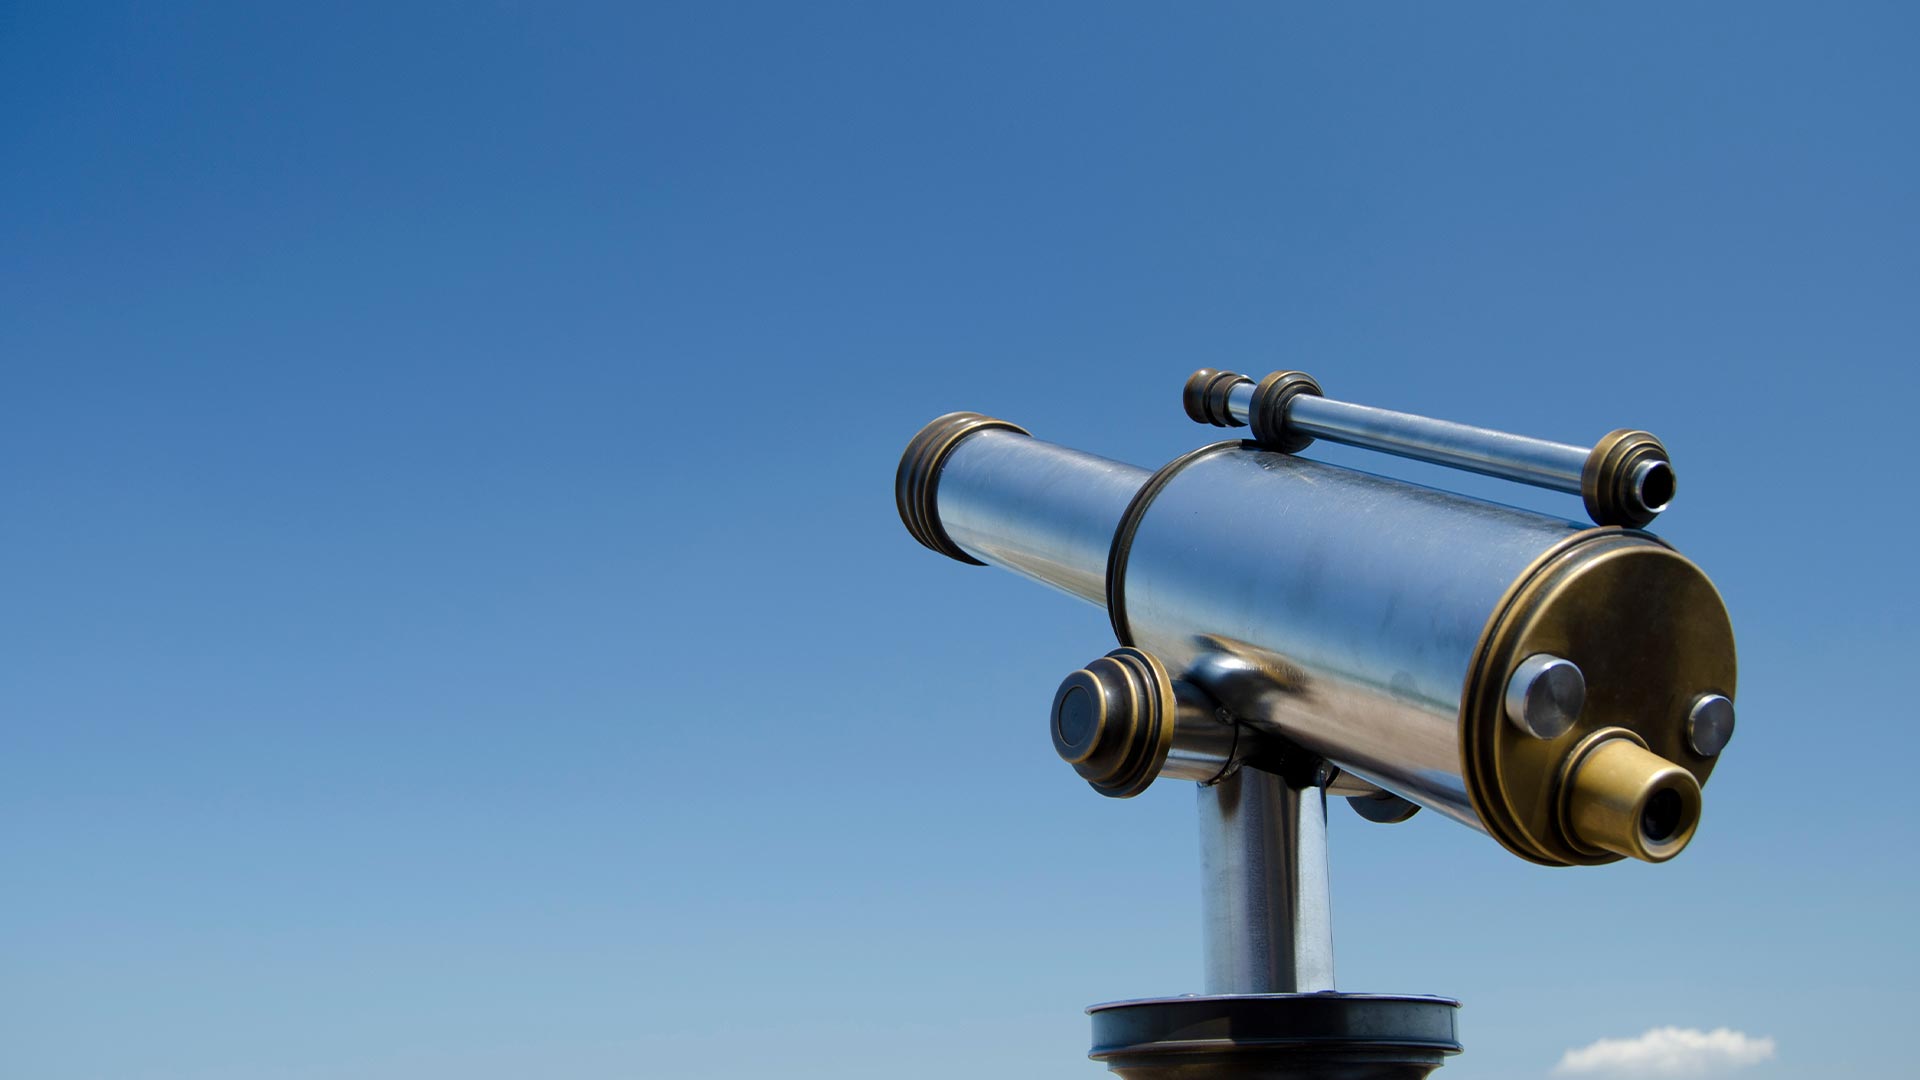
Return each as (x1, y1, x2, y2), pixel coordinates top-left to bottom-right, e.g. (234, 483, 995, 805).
(1122, 448, 1579, 830)
(936, 428, 1149, 604)
(898, 413, 1738, 867)
(912, 420, 1149, 604)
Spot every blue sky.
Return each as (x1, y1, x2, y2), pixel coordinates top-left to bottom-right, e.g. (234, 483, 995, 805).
(2, 4, 1915, 1078)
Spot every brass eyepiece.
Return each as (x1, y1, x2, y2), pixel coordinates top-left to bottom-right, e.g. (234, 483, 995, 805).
(1558, 730, 1703, 863)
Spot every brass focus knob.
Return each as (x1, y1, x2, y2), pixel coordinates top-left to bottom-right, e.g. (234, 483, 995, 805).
(1051, 648, 1179, 798)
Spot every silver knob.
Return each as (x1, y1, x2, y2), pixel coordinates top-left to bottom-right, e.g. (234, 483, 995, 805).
(1503, 654, 1586, 740)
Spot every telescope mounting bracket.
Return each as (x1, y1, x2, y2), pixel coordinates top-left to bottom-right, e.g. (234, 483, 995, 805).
(1050, 648, 1461, 1077)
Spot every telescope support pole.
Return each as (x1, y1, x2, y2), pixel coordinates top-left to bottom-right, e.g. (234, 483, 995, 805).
(1088, 760, 1460, 1078)
(1199, 767, 1335, 994)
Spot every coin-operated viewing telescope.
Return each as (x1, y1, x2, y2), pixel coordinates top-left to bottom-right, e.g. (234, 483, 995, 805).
(895, 370, 1737, 1080)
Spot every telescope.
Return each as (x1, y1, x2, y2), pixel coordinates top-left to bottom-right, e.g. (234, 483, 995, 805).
(894, 370, 1737, 1079)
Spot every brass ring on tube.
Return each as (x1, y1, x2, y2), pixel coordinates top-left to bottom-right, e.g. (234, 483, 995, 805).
(1249, 370, 1324, 453)
(895, 412, 1031, 564)
(1106, 441, 1245, 646)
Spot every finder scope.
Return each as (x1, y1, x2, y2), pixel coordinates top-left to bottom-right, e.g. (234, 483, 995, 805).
(896, 371, 1734, 866)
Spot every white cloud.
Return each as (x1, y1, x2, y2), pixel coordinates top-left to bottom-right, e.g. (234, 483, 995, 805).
(1554, 1027, 1775, 1077)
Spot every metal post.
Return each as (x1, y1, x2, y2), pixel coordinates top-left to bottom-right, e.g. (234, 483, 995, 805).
(1198, 767, 1335, 994)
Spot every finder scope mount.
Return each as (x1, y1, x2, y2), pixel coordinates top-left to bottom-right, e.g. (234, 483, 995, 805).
(894, 370, 1738, 1079)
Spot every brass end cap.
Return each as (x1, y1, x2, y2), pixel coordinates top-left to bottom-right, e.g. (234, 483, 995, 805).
(1461, 530, 1735, 866)
(1558, 730, 1703, 863)
(1581, 429, 1675, 527)
(1050, 647, 1177, 798)
(1249, 370, 1324, 453)
(895, 411, 1030, 565)
(1183, 369, 1254, 427)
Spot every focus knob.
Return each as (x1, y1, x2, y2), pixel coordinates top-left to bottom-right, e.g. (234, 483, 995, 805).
(1050, 647, 1180, 798)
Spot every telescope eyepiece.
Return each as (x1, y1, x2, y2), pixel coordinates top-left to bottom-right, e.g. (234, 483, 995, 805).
(1558, 730, 1704, 863)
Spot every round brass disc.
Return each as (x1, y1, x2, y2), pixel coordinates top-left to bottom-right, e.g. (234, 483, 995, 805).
(1461, 529, 1737, 866)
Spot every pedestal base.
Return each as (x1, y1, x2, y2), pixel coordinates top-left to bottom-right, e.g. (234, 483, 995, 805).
(1088, 993, 1461, 1080)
